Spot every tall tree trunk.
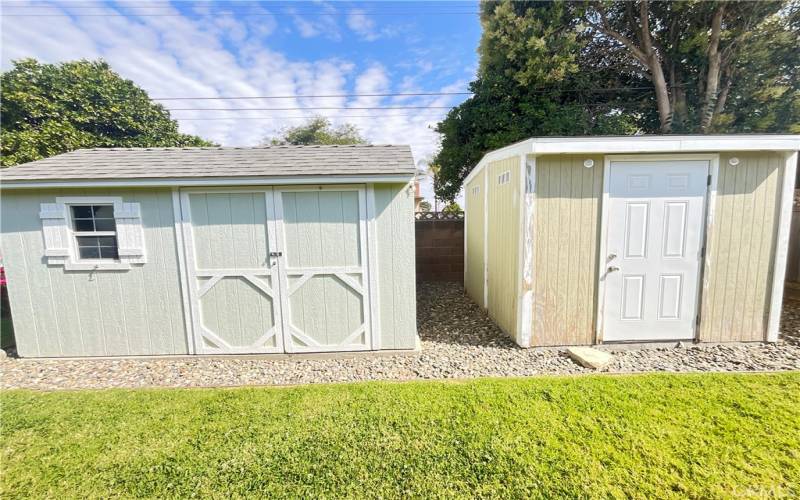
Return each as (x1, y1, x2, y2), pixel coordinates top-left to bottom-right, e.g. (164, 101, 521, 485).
(638, 0, 672, 133)
(712, 66, 734, 125)
(700, 4, 726, 133)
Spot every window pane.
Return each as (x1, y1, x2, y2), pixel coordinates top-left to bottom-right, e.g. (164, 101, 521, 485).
(97, 236, 117, 247)
(71, 206, 93, 219)
(99, 246, 119, 259)
(74, 219, 95, 231)
(94, 218, 116, 231)
(76, 236, 100, 247)
(93, 205, 114, 218)
(78, 246, 100, 259)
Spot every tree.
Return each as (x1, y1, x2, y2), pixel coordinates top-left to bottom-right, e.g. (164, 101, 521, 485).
(581, 0, 794, 133)
(1, 59, 214, 167)
(264, 116, 368, 145)
(433, 1, 638, 200)
(441, 201, 463, 215)
(433, 1, 799, 200)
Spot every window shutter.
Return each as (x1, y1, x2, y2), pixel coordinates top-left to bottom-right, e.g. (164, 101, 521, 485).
(39, 203, 70, 264)
(114, 202, 147, 264)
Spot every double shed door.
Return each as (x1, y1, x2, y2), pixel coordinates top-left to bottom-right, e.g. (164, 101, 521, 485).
(181, 186, 372, 354)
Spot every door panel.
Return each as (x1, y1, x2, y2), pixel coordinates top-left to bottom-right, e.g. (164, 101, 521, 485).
(275, 187, 371, 352)
(603, 160, 708, 341)
(182, 190, 284, 354)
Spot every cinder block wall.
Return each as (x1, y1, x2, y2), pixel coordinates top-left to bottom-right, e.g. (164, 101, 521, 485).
(415, 219, 464, 282)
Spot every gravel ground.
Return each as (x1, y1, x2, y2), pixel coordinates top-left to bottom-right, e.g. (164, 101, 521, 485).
(2, 282, 800, 390)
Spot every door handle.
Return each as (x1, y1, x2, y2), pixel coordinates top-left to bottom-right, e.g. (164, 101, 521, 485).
(607, 266, 620, 273)
(608, 253, 617, 260)
(269, 251, 283, 257)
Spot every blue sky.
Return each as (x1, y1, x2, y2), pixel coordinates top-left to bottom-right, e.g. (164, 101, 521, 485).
(1, 1, 482, 201)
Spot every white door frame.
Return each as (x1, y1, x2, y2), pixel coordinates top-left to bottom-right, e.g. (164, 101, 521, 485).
(272, 184, 373, 353)
(179, 187, 285, 354)
(595, 154, 719, 343)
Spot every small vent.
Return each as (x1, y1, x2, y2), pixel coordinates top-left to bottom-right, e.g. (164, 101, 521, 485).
(472, 186, 480, 196)
(497, 171, 511, 185)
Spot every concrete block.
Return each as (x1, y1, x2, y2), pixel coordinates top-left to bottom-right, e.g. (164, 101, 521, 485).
(567, 347, 614, 370)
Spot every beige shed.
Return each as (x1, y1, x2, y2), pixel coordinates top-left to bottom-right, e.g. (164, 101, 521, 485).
(463, 135, 799, 347)
(0, 145, 417, 357)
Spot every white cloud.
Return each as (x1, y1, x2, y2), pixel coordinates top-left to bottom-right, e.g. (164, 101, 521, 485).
(0, 1, 465, 202)
(346, 8, 403, 42)
(289, 2, 340, 41)
(346, 9, 378, 41)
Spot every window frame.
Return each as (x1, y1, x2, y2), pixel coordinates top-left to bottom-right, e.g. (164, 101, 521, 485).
(69, 204, 120, 261)
(56, 196, 131, 270)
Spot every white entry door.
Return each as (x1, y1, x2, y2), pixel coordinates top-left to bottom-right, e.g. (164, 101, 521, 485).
(274, 186, 372, 353)
(602, 159, 709, 341)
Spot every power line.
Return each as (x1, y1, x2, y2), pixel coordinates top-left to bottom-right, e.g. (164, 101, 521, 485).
(166, 106, 455, 111)
(1, 10, 482, 17)
(151, 91, 473, 100)
(174, 114, 446, 121)
(152, 87, 658, 102)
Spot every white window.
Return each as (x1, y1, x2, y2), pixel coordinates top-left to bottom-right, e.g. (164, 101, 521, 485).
(498, 171, 511, 185)
(39, 196, 146, 271)
(70, 205, 119, 260)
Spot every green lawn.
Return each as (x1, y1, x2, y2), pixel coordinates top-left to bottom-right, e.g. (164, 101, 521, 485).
(2, 373, 799, 498)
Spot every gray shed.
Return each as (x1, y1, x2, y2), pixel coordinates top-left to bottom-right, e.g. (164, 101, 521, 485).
(0, 145, 418, 357)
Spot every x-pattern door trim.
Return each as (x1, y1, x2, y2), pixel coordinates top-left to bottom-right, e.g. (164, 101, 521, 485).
(273, 185, 372, 353)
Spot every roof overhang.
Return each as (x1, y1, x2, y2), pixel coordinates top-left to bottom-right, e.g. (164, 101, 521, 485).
(463, 134, 800, 186)
(0, 173, 415, 190)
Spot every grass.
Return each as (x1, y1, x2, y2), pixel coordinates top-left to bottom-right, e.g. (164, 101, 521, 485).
(2, 373, 799, 498)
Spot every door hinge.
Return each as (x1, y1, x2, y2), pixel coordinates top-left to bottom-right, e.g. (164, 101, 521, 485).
(695, 314, 701, 326)
(707, 174, 712, 186)
(269, 251, 283, 257)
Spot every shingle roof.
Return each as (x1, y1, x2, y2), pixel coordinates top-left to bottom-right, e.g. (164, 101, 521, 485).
(0, 145, 416, 182)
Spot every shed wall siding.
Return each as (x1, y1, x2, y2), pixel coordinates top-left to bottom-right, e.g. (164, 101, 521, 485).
(0, 188, 189, 357)
(699, 152, 783, 342)
(464, 173, 485, 306)
(531, 155, 603, 346)
(486, 156, 521, 339)
(373, 183, 417, 349)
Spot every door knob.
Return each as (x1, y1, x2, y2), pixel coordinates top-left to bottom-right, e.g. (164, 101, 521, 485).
(607, 266, 620, 273)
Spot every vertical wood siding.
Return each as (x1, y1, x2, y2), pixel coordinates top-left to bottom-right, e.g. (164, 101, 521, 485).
(699, 153, 783, 342)
(374, 183, 417, 349)
(1, 188, 188, 357)
(486, 156, 521, 339)
(464, 173, 485, 306)
(532, 155, 603, 346)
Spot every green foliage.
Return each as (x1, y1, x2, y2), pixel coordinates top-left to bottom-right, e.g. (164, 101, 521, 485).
(2, 374, 799, 497)
(264, 116, 368, 145)
(713, 5, 800, 133)
(1, 59, 215, 167)
(433, 0, 799, 200)
(441, 201, 463, 214)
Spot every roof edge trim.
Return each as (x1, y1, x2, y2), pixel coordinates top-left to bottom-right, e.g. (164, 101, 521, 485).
(462, 135, 800, 187)
(0, 173, 415, 190)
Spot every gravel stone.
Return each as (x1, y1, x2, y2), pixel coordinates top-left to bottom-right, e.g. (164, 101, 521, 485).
(2, 282, 800, 391)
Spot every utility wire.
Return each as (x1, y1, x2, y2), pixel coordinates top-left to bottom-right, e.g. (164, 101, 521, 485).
(151, 87, 655, 101)
(174, 114, 446, 120)
(151, 91, 473, 100)
(165, 106, 455, 111)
